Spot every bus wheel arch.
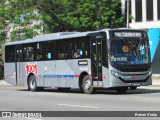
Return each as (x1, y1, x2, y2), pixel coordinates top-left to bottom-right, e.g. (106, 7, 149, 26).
(79, 72, 88, 92)
(79, 72, 94, 94)
(27, 73, 35, 91)
(27, 73, 44, 92)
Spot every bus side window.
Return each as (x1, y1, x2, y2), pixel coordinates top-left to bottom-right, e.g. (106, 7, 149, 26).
(23, 44, 34, 61)
(56, 40, 67, 60)
(75, 38, 90, 58)
(74, 49, 80, 58)
(68, 43, 74, 59)
(44, 42, 55, 60)
(5, 45, 15, 63)
(36, 43, 43, 61)
(56, 37, 90, 60)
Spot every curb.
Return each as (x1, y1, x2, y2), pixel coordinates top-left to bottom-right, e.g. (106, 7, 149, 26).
(152, 80, 160, 86)
(152, 74, 160, 80)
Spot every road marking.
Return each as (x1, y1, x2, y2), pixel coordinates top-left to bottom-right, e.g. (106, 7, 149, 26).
(58, 104, 99, 109)
(134, 97, 160, 100)
(27, 118, 42, 120)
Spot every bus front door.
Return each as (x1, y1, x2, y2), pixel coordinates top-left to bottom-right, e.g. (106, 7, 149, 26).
(15, 45, 23, 85)
(91, 40, 103, 86)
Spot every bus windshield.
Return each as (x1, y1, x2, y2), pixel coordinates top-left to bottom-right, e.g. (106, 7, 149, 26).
(110, 38, 150, 65)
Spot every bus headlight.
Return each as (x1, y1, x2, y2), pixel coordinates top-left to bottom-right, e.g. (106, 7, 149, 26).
(148, 71, 152, 76)
(111, 71, 119, 78)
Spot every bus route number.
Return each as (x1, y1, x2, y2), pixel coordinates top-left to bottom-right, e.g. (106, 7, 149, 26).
(25, 63, 38, 75)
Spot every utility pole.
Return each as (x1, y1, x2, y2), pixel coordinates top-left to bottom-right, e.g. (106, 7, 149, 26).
(126, 0, 129, 28)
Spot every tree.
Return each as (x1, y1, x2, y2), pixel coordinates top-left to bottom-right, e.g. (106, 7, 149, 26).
(0, 0, 7, 46)
(36, 0, 64, 33)
(38, 0, 125, 32)
(0, 0, 125, 42)
(3, 0, 41, 41)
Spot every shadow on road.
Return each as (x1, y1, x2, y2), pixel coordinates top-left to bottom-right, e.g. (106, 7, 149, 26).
(16, 87, 160, 95)
(95, 88, 160, 95)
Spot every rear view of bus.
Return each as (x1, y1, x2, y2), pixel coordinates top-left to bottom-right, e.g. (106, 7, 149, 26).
(104, 29, 152, 93)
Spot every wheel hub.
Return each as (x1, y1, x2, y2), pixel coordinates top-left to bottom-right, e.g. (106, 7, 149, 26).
(30, 79, 35, 89)
(85, 80, 91, 90)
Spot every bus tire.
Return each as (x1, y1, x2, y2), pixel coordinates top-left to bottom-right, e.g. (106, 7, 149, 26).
(82, 75, 94, 94)
(28, 75, 44, 92)
(116, 87, 128, 94)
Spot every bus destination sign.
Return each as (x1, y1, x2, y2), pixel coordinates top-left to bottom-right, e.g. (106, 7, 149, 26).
(113, 31, 142, 38)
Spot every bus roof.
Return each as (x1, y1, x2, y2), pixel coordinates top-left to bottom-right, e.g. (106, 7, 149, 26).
(5, 31, 100, 46)
(102, 28, 144, 31)
(5, 28, 145, 46)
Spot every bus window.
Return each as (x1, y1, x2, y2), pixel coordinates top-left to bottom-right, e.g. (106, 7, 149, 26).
(36, 43, 43, 61)
(79, 39, 90, 58)
(23, 44, 34, 61)
(73, 49, 80, 58)
(5, 45, 15, 62)
(68, 42, 75, 59)
(56, 40, 67, 60)
(55, 37, 90, 60)
(16, 47, 23, 62)
(44, 42, 55, 60)
(69, 38, 90, 59)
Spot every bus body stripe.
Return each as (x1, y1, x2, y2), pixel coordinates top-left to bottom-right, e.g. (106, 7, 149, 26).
(42, 74, 80, 79)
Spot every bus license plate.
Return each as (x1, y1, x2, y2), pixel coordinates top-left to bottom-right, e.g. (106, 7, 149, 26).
(132, 83, 141, 86)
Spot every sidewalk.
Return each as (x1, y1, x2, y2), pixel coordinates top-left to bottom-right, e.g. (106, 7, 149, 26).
(0, 79, 13, 86)
(152, 74, 160, 86)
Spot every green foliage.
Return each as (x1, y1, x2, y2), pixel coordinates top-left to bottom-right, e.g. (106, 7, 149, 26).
(0, 0, 7, 46)
(38, 0, 125, 32)
(1, 0, 41, 41)
(0, 0, 125, 42)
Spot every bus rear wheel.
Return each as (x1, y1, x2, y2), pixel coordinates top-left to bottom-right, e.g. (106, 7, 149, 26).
(28, 75, 44, 92)
(82, 75, 94, 94)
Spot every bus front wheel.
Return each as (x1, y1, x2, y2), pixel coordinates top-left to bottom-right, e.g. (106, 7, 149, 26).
(82, 75, 94, 94)
(28, 75, 44, 92)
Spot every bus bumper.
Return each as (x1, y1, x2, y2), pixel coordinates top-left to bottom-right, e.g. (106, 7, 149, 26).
(108, 71, 152, 88)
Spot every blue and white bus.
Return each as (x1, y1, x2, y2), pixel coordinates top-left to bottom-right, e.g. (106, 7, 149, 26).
(4, 29, 152, 94)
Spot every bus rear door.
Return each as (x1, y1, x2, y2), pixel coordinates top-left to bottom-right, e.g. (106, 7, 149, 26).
(15, 45, 23, 85)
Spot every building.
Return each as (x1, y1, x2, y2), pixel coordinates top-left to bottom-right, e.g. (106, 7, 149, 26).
(121, 0, 160, 28)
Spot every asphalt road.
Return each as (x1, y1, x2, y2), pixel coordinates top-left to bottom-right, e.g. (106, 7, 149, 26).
(0, 85, 160, 120)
